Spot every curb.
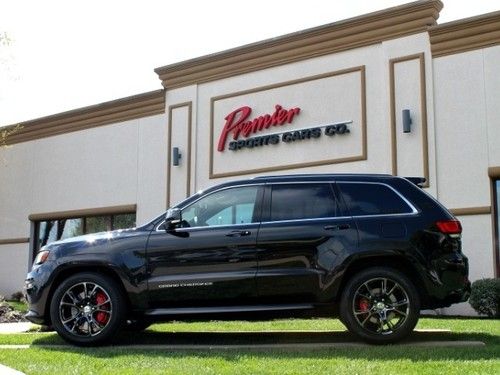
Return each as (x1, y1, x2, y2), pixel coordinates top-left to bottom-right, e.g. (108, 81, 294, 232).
(0, 323, 33, 334)
(0, 363, 25, 375)
(0, 341, 486, 350)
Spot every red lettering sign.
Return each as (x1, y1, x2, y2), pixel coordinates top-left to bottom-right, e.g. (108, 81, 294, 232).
(217, 104, 300, 151)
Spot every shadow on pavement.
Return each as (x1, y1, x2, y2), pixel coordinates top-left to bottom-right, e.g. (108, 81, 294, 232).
(31, 329, 498, 353)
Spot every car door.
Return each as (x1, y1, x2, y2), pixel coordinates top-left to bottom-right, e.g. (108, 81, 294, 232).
(146, 184, 263, 308)
(336, 181, 417, 254)
(255, 182, 358, 304)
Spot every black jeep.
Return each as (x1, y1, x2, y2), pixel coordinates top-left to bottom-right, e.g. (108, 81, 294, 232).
(25, 174, 470, 345)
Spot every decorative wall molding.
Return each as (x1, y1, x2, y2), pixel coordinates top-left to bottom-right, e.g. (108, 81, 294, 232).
(155, 0, 443, 89)
(209, 66, 367, 179)
(449, 206, 491, 216)
(0, 238, 29, 246)
(2, 91, 165, 145)
(488, 166, 500, 179)
(166, 102, 193, 207)
(28, 204, 137, 221)
(430, 11, 500, 57)
(389, 53, 430, 188)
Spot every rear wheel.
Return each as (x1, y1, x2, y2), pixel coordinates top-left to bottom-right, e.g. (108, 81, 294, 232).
(340, 267, 420, 344)
(49, 272, 126, 346)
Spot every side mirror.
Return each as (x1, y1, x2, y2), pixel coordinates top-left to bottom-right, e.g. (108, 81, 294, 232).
(165, 208, 181, 230)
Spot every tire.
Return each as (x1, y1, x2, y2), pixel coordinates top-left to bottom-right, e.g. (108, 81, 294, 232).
(339, 267, 420, 344)
(49, 272, 126, 346)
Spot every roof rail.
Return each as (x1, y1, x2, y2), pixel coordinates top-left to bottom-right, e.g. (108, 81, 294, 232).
(253, 173, 393, 179)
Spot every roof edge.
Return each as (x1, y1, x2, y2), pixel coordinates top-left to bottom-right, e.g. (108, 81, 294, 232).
(430, 10, 500, 57)
(155, 0, 443, 89)
(1, 90, 165, 145)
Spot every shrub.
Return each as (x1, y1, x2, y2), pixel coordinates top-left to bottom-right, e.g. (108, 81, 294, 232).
(469, 278, 500, 318)
(10, 291, 24, 302)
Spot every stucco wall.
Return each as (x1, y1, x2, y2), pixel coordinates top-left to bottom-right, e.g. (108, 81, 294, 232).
(433, 45, 500, 285)
(164, 33, 434, 203)
(0, 243, 30, 297)
(0, 113, 166, 294)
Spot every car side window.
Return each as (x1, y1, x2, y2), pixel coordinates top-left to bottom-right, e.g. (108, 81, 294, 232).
(270, 184, 338, 221)
(181, 186, 259, 227)
(337, 182, 413, 216)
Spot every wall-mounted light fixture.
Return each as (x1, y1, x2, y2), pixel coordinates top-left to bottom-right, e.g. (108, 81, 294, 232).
(172, 147, 182, 166)
(402, 109, 412, 133)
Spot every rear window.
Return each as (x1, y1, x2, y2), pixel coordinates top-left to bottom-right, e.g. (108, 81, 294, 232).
(337, 182, 414, 216)
(270, 184, 338, 221)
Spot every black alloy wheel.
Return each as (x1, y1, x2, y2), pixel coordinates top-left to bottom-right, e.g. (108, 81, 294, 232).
(50, 272, 125, 346)
(340, 267, 420, 344)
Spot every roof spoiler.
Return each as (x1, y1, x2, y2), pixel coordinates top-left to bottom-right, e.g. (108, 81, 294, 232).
(404, 177, 426, 188)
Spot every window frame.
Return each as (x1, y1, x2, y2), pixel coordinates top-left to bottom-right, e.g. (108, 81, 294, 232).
(31, 210, 136, 263)
(492, 178, 500, 277)
(260, 181, 345, 224)
(180, 185, 261, 228)
(335, 181, 419, 218)
(156, 184, 265, 231)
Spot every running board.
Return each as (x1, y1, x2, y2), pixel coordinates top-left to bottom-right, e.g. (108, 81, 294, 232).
(144, 304, 315, 316)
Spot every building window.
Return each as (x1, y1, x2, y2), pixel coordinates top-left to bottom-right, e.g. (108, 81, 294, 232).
(494, 179, 500, 277)
(34, 212, 136, 253)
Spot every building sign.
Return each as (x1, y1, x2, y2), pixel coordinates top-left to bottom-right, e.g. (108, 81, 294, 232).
(218, 105, 300, 151)
(210, 66, 366, 178)
(217, 104, 351, 152)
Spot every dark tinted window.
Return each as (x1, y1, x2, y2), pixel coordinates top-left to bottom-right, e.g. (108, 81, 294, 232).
(338, 182, 413, 216)
(270, 184, 337, 221)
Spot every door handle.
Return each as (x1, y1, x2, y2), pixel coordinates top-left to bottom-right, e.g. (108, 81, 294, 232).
(226, 230, 251, 237)
(324, 224, 351, 231)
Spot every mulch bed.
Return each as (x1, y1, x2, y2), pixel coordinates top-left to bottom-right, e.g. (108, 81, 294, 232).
(0, 296, 27, 323)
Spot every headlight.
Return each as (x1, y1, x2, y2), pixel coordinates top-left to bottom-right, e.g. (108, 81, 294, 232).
(34, 250, 50, 265)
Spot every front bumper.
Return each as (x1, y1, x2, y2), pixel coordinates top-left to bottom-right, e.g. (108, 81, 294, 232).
(23, 262, 56, 326)
(24, 309, 46, 325)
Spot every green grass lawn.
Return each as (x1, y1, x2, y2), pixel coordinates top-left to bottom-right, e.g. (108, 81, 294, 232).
(1, 318, 499, 374)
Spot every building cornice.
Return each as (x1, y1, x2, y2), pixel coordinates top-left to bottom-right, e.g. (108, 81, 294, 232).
(429, 11, 500, 57)
(155, 0, 443, 89)
(2, 90, 165, 145)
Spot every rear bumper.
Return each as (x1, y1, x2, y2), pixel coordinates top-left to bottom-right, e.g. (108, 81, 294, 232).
(425, 252, 471, 309)
(434, 281, 471, 308)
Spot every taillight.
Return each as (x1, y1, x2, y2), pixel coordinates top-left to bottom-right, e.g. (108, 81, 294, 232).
(436, 220, 462, 235)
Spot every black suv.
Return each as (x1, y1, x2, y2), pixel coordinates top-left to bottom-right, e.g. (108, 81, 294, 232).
(24, 174, 470, 345)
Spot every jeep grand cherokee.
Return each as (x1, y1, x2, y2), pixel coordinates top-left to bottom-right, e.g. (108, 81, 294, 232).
(24, 174, 470, 345)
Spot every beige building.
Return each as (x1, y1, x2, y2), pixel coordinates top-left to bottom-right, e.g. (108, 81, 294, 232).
(1, 0, 499, 315)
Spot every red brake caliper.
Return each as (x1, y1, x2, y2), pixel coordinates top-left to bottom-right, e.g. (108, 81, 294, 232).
(95, 292, 109, 325)
(359, 298, 370, 312)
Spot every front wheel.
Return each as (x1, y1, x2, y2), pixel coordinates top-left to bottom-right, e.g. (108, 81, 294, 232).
(340, 267, 420, 344)
(49, 272, 126, 346)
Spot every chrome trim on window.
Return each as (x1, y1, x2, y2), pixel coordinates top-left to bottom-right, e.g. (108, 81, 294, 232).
(156, 183, 263, 232)
(260, 216, 351, 225)
(155, 180, 419, 231)
(336, 181, 419, 215)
